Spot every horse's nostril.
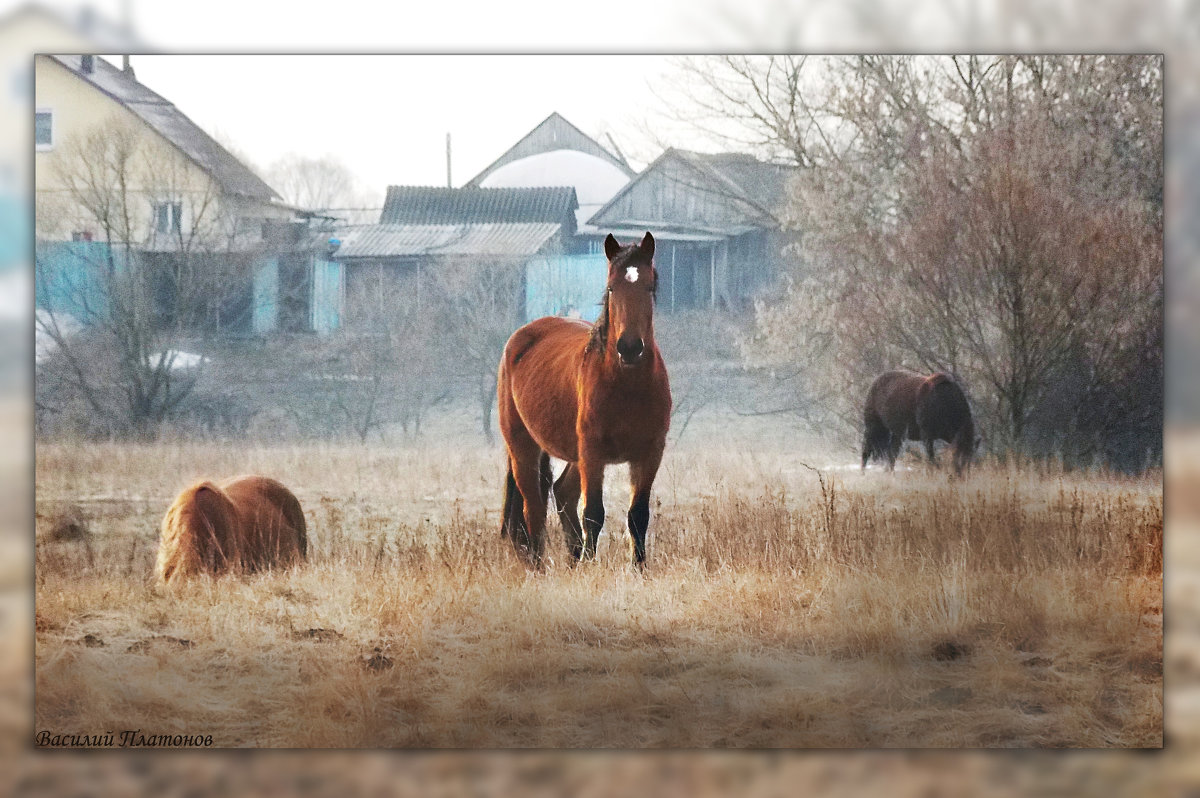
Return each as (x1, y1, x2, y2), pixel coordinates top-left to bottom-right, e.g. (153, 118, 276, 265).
(617, 336, 644, 362)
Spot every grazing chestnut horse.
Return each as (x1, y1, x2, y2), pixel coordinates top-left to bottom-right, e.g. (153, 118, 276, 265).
(156, 475, 307, 584)
(498, 232, 671, 568)
(861, 370, 978, 475)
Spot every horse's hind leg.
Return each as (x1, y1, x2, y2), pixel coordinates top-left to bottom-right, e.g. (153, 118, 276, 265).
(924, 434, 939, 468)
(501, 462, 532, 550)
(553, 462, 585, 563)
(511, 443, 550, 568)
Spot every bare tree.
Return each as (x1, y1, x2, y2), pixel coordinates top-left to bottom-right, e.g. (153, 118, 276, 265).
(330, 264, 453, 441)
(35, 117, 254, 437)
(739, 55, 1162, 465)
(265, 154, 377, 223)
(426, 257, 527, 443)
(649, 56, 836, 169)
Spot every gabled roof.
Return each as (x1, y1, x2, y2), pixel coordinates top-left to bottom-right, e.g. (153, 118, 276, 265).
(465, 112, 634, 187)
(588, 148, 796, 233)
(380, 185, 578, 230)
(681, 151, 795, 212)
(332, 222, 561, 260)
(44, 54, 280, 202)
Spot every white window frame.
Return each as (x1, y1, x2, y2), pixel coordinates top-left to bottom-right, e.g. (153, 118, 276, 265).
(35, 107, 53, 151)
(153, 200, 184, 235)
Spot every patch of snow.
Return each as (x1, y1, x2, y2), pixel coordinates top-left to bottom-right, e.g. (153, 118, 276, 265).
(148, 350, 207, 371)
(35, 308, 82, 363)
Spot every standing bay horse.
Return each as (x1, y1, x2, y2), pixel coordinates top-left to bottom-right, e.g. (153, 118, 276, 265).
(497, 232, 671, 568)
(861, 370, 978, 476)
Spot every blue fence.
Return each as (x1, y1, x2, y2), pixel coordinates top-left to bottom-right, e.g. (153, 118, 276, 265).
(38, 243, 345, 336)
(524, 253, 607, 323)
(311, 258, 342, 334)
(251, 256, 278, 334)
(35, 241, 124, 321)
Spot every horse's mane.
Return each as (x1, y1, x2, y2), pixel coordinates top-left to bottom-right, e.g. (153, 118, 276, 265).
(157, 481, 239, 582)
(585, 292, 610, 356)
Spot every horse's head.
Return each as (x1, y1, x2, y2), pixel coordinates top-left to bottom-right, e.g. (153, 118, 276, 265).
(603, 232, 657, 368)
(953, 428, 981, 476)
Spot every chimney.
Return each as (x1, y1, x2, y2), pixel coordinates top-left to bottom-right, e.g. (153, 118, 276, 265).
(446, 133, 452, 188)
(80, 55, 94, 74)
(123, 55, 135, 77)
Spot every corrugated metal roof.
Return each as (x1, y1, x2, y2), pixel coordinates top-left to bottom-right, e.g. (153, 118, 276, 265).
(332, 223, 561, 259)
(47, 55, 281, 202)
(380, 186, 577, 227)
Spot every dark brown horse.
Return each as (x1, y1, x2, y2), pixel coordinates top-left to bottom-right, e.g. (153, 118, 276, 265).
(497, 232, 671, 568)
(861, 370, 977, 475)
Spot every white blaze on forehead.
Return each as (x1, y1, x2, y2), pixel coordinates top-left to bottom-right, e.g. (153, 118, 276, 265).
(625, 266, 639, 283)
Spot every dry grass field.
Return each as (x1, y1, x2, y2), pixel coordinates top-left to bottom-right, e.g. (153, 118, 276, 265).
(33, 419, 1162, 749)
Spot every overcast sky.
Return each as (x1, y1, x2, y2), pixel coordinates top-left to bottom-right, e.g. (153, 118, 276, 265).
(19, 0, 1181, 207)
(115, 54, 681, 205)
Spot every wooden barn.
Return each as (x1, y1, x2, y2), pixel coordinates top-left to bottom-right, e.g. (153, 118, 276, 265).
(588, 148, 797, 312)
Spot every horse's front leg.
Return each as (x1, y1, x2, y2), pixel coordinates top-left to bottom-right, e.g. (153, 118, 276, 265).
(553, 462, 584, 563)
(577, 454, 605, 561)
(628, 450, 664, 569)
(886, 431, 901, 471)
(923, 434, 939, 468)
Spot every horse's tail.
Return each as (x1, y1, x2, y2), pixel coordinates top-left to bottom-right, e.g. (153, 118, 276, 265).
(500, 465, 519, 539)
(539, 452, 553, 507)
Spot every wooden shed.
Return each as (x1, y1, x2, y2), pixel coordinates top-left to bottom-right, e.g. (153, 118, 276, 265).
(588, 148, 797, 312)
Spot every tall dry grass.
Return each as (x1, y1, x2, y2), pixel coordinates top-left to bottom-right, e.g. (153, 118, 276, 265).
(34, 436, 1161, 747)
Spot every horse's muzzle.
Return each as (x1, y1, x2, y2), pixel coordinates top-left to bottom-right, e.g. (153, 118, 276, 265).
(616, 335, 645, 366)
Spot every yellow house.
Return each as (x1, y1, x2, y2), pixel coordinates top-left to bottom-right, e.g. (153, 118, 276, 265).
(35, 53, 291, 247)
(33, 52, 341, 334)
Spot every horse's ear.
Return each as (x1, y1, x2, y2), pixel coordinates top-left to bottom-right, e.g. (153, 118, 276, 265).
(604, 234, 621, 261)
(640, 231, 655, 260)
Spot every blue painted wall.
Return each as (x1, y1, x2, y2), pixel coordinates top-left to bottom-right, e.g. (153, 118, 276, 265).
(524, 253, 607, 323)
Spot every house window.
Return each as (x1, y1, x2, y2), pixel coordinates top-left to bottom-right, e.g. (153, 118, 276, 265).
(71, 230, 94, 242)
(154, 201, 183, 235)
(35, 108, 53, 150)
